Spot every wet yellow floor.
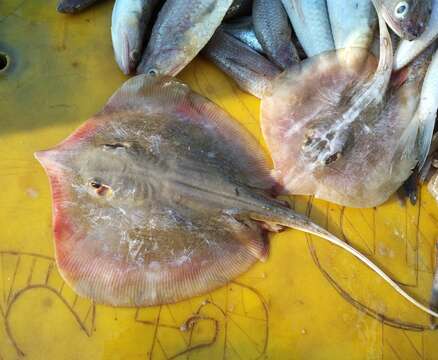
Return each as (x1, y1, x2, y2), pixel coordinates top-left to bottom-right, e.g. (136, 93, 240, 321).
(1, 1, 438, 359)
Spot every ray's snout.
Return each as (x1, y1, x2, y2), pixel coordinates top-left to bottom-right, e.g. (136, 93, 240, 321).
(34, 149, 63, 171)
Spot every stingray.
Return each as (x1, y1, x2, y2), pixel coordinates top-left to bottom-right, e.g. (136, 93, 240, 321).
(261, 8, 438, 207)
(204, 2, 438, 208)
(35, 75, 437, 318)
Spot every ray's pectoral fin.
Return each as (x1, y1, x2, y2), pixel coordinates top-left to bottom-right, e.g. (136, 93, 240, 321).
(35, 74, 281, 308)
(101, 74, 193, 115)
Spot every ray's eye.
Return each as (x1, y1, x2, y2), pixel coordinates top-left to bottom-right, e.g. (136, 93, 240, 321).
(394, 1, 409, 19)
(89, 179, 112, 197)
(90, 180, 103, 189)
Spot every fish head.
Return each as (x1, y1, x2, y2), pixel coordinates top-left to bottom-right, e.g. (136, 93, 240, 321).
(380, 0, 432, 40)
(112, 14, 144, 75)
(137, 47, 186, 77)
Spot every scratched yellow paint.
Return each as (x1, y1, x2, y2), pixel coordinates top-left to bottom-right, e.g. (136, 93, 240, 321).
(1, 1, 438, 359)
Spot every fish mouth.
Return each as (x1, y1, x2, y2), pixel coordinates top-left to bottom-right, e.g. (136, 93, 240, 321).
(136, 47, 182, 77)
(112, 31, 134, 75)
(119, 32, 137, 75)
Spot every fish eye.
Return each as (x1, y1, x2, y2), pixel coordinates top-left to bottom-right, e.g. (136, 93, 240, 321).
(394, 1, 409, 19)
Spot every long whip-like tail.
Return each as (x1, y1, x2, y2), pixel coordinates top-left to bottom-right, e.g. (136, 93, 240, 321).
(251, 206, 438, 320)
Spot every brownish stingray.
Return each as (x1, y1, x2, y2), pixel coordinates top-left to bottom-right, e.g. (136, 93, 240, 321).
(35, 75, 438, 318)
(261, 9, 437, 208)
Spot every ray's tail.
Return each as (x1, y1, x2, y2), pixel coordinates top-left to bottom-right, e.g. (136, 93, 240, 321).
(251, 205, 438, 320)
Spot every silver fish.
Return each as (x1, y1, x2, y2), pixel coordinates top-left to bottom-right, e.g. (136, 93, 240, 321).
(137, 0, 233, 76)
(394, 0, 438, 70)
(327, 0, 377, 49)
(35, 75, 438, 318)
(222, 17, 265, 54)
(253, 0, 300, 69)
(203, 28, 281, 98)
(374, 0, 432, 40)
(111, 0, 160, 75)
(224, 0, 252, 19)
(280, 0, 335, 57)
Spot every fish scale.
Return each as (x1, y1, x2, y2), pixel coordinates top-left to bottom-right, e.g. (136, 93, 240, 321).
(222, 17, 265, 54)
(280, 0, 335, 57)
(137, 0, 233, 76)
(253, 0, 299, 69)
(327, 0, 377, 49)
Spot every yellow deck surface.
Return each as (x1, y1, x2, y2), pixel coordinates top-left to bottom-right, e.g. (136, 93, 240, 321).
(1, 1, 438, 359)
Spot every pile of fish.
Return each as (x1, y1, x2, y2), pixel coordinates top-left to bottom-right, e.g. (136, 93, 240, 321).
(56, 0, 438, 207)
(38, 0, 438, 321)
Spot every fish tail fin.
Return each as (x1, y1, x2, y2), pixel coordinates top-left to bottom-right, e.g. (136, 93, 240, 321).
(203, 28, 280, 98)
